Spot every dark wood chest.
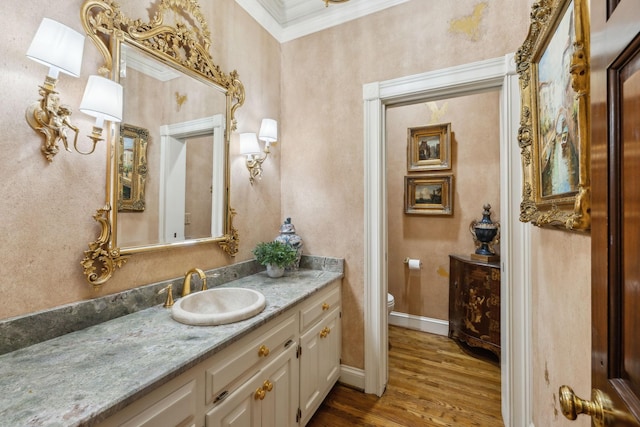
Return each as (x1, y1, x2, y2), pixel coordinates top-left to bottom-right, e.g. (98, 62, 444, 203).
(448, 254, 500, 358)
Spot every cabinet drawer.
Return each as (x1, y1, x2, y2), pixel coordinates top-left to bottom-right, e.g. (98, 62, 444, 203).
(205, 314, 297, 404)
(100, 379, 197, 427)
(300, 282, 341, 332)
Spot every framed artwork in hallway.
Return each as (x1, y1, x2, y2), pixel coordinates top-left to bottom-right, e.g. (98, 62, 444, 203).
(516, 0, 591, 230)
(407, 122, 451, 172)
(404, 174, 453, 216)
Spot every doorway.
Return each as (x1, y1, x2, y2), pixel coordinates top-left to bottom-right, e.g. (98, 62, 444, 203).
(362, 55, 532, 427)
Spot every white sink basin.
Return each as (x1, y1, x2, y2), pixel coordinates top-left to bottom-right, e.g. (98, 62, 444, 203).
(171, 287, 266, 326)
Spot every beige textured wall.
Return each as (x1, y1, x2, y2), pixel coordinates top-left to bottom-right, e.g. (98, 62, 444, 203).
(531, 229, 591, 427)
(0, 0, 281, 319)
(386, 93, 501, 321)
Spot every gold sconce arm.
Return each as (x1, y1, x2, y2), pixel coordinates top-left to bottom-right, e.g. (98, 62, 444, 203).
(74, 125, 106, 156)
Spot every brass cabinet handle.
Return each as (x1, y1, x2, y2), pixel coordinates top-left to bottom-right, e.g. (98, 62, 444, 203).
(263, 380, 273, 392)
(254, 387, 266, 401)
(321, 302, 330, 311)
(559, 385, 640, 426)
(258, 345, 270, 357)
(320, 327, 331, 338)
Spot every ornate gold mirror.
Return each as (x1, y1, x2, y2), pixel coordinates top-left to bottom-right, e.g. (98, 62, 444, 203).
(80, 0, 244, 288)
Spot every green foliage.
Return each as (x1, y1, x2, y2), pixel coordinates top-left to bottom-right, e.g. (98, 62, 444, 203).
(252, 241, 297, 268)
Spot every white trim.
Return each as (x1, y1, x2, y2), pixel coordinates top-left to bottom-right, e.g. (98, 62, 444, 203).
(234, 0, 409, 43)
(388, 312, 449, 337)
(499, 53, 533, 427)
(363, 55, 532, 427)
(338, 365, 365, 391)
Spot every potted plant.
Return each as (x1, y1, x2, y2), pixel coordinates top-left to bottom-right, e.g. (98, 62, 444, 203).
(252, 241, 298, 278)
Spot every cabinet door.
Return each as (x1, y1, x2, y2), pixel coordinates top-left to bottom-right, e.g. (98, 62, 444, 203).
(462, 263, 494, 341)
(260, 344, 299, 427)
(206, 344, 298, 427)
(206, 377, 260, 427)
(299, 307, 341, 426)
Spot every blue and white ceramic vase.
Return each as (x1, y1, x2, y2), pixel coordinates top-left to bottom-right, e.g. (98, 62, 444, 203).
(275, 217, 303, 269)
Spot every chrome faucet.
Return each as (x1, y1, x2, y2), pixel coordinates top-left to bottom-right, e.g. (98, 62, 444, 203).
(182, 268, 207, 297)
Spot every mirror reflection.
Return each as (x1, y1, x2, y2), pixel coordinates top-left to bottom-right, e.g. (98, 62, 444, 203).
(115, 44, 227, 249)
(118, 123, 148, 212)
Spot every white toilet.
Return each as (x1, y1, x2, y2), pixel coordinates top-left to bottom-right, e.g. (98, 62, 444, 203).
(387, 293, 395, 317)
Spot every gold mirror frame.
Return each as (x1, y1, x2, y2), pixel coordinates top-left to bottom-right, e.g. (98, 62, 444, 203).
(80, 0, 244, 288)
(515, 0, 590, 230)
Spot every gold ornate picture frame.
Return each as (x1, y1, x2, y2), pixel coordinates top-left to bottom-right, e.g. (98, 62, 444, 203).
(404, 174, 453, 216)
(407, 123, 451, 172)
(118, 124, 148, 212)
(515, 0, 590, 230)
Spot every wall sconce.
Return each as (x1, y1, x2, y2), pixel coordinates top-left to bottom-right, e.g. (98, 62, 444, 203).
(240, 118, 278, 185)
(25, 19, 124, 162)
(25, 18, 85, 162)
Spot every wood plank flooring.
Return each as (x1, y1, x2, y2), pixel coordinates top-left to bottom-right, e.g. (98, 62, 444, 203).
(306, 325, 503, 427)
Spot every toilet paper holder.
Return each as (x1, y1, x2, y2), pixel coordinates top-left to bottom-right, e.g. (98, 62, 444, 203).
(403, 258, 422, 269)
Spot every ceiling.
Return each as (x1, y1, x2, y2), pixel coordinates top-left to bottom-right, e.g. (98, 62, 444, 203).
(234, 0, 410, 43)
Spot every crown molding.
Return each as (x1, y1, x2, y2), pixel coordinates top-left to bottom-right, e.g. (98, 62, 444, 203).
(235, 0, 410, 43)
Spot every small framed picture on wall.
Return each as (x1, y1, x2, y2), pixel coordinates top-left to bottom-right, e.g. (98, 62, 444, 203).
(407, 123, 451, 172)
(404, 174, 453, 216)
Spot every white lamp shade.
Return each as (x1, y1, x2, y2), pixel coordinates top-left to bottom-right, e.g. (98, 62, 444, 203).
(26, 18, 85, 78)
(259, 118, 278, 143)
(239, 133, 261, 155)
(80, 75, 123, 123)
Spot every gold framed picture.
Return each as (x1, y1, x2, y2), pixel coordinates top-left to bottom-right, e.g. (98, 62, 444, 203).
(407, 123, 451, 172)
(118, 124, 149, 212)
(515, 0, 590, 230)
(404, 174, 453, 216)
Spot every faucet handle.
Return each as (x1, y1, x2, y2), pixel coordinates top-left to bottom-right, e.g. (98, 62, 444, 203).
(158, 284, 174, 308)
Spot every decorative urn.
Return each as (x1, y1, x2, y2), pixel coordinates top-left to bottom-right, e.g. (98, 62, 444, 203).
(275, 217, 303, 269)
(469, 204, 500, 262)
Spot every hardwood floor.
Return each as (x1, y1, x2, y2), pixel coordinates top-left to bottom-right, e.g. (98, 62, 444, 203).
(307, 325, 503, 427)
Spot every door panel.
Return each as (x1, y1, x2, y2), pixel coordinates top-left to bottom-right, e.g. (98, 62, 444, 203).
(620, 44, 640, 403)
(592, 0, 640, 423)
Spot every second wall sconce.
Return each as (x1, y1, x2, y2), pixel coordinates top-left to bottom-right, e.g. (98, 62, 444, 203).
(25, 18, 123, 162)
(240, 118, 278, 185)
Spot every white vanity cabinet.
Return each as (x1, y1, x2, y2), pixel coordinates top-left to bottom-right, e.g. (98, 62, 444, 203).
(95, 280, 341, 427)
(298, 284, 342, 426)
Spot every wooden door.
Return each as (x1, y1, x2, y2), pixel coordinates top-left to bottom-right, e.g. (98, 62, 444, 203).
(562, 0, 640, 425)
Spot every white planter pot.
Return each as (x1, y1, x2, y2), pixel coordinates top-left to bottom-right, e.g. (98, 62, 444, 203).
(266, 264, 285, 278)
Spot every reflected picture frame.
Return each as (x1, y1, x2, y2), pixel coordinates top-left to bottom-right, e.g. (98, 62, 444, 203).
(407, 123, 451, 172)
(405, 174, 453, 216)
(515, 0, 590, 230)
(118, 124, 149, 212)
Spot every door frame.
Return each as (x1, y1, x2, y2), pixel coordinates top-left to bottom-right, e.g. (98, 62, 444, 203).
(159, 114, 226, 241)
(362, 54, 532, 427)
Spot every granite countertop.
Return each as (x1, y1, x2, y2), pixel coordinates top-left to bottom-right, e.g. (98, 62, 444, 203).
(0, 268, 343, 427)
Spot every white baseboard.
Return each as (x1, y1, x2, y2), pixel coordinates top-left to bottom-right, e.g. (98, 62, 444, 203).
(339, 365, 365, 391)
(388, 311, 449, 336)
